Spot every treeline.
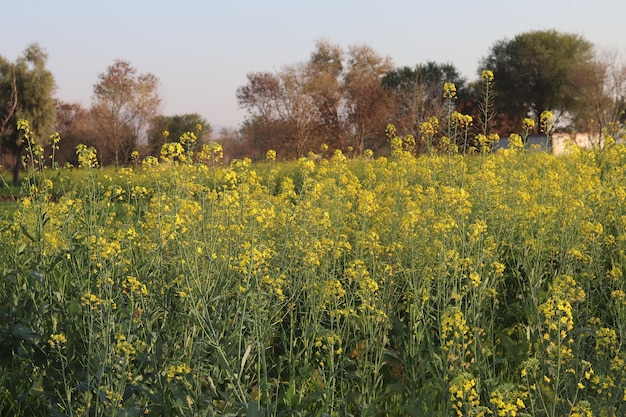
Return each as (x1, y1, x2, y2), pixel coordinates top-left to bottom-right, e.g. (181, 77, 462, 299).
(1, 30, 625, 181)
(234, 33, 625, 160)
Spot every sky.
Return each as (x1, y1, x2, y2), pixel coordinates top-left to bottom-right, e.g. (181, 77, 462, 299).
(2, 0, 625, 131)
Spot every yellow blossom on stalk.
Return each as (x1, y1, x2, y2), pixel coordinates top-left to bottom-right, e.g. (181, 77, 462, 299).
(595, 327, 618, 355)
(160, 142, 185, 162)
(81, 292, 102, 308)
(481, 69, 494, 82)
(570, 401, 593, 417)
(197, 142, 223, 164)
(48, 333, 67, 349)
(179, 131, 197, 148)
(490, 384, 527, 417)
(166, 363, 191, 382)
(266, 149, 276, 162)
(467, 220, 488, 243)
(508, 133, 524, 150)
(142, 155, 159, 167)
(103, 389, 123, 407)
(49, 131, 61, 148)
(17, 119, 32, 139)
(469, 272, 481, 288)
(122, 276, 148, 296)
(449, 373, 481, 415)
(443, 82, 457, 98)
(385, 124, 397, 139)
(115, 334, 136, 358)
(522, 118, 535, 131)
(540, 110, 555, 133)
(76, 144, 99, 168)
(451, 111, 473, 128)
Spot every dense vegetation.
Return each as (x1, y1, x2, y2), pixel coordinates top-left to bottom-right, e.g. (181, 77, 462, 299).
(1, 28, 625, 416)
(1, 122, 625, 416)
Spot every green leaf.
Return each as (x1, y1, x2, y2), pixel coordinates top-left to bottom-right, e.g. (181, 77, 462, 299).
(12, 323, 40, 343)
(246, 401, 265, 417)
(29, 375, 45, 396)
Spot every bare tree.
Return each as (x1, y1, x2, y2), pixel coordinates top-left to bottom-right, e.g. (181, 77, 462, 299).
(591, 48, 626, 137)
(236, 72, 282, 121)
(343, 44, 394, 154)
(237, 67, 323, 158)
(305, 40, 345, 148)
(92, 60, 161, 166)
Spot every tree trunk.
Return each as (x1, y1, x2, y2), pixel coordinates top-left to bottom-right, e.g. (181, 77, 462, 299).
(12, 152, 20, 187)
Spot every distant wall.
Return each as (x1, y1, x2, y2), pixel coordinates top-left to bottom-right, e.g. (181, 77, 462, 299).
(551, 132, 603, 155)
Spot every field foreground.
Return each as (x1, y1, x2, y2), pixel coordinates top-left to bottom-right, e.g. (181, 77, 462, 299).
(1, 144, 626, 416)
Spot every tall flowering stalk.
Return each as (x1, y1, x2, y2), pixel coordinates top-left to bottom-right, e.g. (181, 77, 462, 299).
(479, 70, 495, 138)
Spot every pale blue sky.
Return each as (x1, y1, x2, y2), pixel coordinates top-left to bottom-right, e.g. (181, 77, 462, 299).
(2, 0, 625, 129)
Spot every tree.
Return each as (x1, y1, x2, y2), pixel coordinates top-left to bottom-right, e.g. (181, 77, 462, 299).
(279, 63, 323, 156)
(237, 41, 393, 157)
(0, 43, 56, 185)
(574, 49, 626, 138)
(481, 30, 598, 129)
(342, 44, 394, 153)
(92, 60, 160, 166)
(237, 67, 324, 158)
(54, 100, 98, 166)
(147, 113, 211, 155)
(382, 61, 466, 136)
(236, 71, 282, 121)
(237, 72, 289, 156)
(305, 40, 345, 148)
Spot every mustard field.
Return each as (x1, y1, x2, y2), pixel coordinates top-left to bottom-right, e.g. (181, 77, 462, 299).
(1, 136, 626, 416)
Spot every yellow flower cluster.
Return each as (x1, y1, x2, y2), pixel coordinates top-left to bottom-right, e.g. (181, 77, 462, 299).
(489, 385, 526, 417)
(48, 333, 67, 349)
(449, 373, 481, 416)
(443, 82, 457, 99)
(122, 276, 148, 296)
(481, 69, 494, 82)
(115, 334, 136, 358)
(166, 363, 191, 382)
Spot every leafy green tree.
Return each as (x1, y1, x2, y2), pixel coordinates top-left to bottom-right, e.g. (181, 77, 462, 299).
(0, 43, 56, 185)
(147, 113, 211, 155)
(481, 29, 598, 128)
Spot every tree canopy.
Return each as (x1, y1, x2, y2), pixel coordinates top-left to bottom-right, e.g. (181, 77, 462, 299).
(481, 29, 599, 129)
(0, 43, 56, 185)
(147, 113, 211, 155)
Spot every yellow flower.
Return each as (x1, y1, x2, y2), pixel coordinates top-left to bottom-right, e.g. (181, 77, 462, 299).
(481, 69, 494, 82)
(508, 133, 523, 150)
(48, 333, 67, 349)
(443, 82, 457, 99)
(522, 118, 535, 131)
(540, 111, 554, 133)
